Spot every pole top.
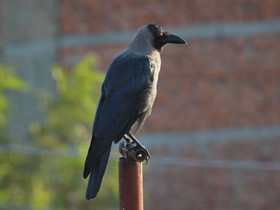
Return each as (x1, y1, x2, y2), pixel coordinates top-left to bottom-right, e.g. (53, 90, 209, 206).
(119, 141, 147, 162)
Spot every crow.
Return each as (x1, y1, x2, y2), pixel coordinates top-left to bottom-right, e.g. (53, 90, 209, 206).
(83, 24, 187, 199)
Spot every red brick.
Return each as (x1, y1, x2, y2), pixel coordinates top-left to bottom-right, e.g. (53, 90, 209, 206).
(58, 0, 280, 34)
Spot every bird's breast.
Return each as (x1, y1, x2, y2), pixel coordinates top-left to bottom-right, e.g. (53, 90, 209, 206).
(139, 61, 160, 113)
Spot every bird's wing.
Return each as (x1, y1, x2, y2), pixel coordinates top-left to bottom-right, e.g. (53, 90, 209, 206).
(94, 53, 153, 138)
(84, 53, 152, 177)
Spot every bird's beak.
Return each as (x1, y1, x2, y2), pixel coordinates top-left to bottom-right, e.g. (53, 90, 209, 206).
(162, 32, 187, 45)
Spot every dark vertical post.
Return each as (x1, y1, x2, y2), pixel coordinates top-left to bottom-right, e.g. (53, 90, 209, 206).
(119, 159, 143, 210)
(119, 142, 146, 210)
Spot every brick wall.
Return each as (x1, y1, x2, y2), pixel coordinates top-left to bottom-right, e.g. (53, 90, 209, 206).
(58, 0, 280, 34)
(145, 137, 280, 210)
(57, 1, 280, 133)
(57, 0, 280, 209)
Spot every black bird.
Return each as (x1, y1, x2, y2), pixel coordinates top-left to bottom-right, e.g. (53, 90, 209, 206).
(83, 24, 187, 199)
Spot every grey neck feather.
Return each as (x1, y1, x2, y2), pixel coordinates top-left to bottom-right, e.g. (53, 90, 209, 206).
(126, 27, 158, 56)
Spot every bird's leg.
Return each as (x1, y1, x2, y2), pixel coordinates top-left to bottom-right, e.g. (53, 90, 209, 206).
(123, 134, 133, 144)
(127, 132, 151, 162)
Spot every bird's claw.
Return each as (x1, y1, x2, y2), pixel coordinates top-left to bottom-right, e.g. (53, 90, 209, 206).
(126, 143, 150, 163)
(123, 135, 151, 163)
(142, 146, 151, 164)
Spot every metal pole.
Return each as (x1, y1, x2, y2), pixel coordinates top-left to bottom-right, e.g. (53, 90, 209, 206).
(119, 142, 147, 210)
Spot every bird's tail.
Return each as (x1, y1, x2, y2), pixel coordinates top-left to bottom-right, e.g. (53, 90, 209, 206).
(85, 144, 112, 200)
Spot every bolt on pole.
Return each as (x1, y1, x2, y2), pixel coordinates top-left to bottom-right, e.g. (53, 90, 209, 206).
(119, 142, 147, 210)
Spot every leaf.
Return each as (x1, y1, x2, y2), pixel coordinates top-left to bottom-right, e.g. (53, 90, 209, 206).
(0, 63, 27, 128)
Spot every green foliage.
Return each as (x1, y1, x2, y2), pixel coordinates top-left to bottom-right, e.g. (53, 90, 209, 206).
(31, 55, 105, 148)
(0, 152, 118, 210)
(0, 63, 26, 129)
(0, 56, 119, 210)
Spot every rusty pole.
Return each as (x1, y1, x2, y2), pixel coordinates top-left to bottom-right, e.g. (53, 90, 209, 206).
(119, 142, 147, 210)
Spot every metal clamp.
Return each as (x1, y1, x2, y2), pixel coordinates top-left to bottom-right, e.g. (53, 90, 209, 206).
(119, 141, 147, 162)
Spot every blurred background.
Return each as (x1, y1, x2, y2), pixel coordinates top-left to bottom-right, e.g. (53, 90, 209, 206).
(0, 0, 280, 209)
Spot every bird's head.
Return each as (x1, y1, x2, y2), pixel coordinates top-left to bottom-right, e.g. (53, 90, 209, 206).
(128, 24, 187, 54)
(146, 24, 187, 52)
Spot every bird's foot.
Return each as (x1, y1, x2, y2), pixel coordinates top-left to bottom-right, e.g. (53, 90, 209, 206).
(141, 146, 151, 164)
(123, 133, 151, 163)
(129, 144, 150, 163)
